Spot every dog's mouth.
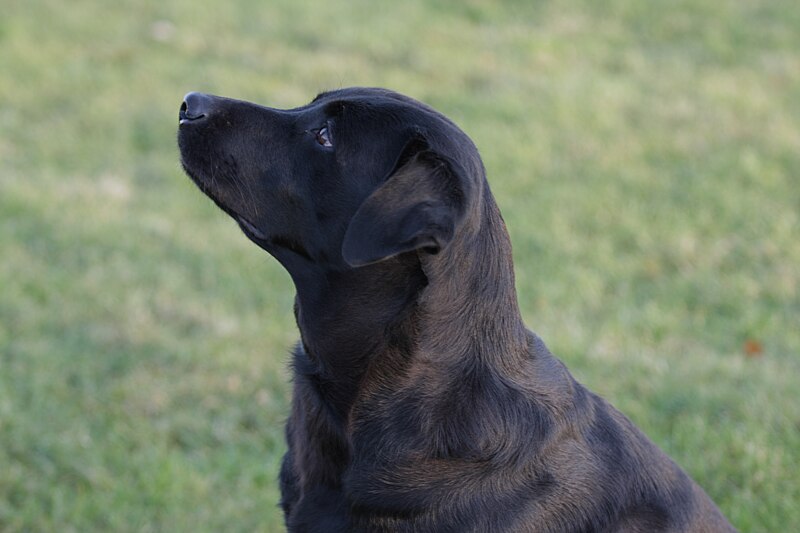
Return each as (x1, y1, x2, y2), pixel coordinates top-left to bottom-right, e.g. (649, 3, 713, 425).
(236, 215, 268, 240)
(236, 215, 313, 261)
(180, 160, 313, 261)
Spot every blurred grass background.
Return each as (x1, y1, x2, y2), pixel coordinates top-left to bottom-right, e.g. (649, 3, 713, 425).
(1, 0, 798, 530)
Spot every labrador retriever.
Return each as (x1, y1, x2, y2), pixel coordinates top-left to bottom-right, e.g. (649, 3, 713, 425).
(177, 88, 736, 532)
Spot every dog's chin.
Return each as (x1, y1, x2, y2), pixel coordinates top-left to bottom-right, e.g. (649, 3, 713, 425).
(180, 161, 219, 201)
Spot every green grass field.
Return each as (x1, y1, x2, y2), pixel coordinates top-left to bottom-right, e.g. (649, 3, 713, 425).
(1, 0, 798, 530)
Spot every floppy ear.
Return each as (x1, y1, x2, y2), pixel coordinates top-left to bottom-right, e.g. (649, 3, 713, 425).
(342, 139, 467, 267)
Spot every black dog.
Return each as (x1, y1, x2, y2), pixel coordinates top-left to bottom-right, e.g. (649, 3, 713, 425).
(178, 88, 735, 532)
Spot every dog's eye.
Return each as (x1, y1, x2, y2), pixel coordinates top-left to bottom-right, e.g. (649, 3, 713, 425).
(314, 126, 333, 148)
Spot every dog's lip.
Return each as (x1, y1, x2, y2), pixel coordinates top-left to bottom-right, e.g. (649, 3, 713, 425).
(236, 215, 268, 240)
(236, 216, 313, 260)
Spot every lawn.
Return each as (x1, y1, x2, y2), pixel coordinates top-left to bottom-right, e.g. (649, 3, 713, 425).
(1, 0, 798, 531)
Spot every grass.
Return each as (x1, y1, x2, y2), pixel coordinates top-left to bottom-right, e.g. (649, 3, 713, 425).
(1, 0, 798, 530)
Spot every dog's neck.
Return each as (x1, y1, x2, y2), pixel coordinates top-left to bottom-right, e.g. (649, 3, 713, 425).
(290, 192, 528, 421)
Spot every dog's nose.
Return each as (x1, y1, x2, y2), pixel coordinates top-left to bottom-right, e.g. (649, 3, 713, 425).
(180, 92, 213, 124)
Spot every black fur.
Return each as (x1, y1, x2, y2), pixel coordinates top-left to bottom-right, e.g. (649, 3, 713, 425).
(178, 88, 736, 532)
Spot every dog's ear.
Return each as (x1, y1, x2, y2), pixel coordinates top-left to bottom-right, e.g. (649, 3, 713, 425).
(342, 137, 468, 267)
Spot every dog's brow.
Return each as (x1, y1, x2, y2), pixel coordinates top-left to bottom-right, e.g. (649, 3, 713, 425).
(312, 91, 333, 103)
(323, 101, 347, 116)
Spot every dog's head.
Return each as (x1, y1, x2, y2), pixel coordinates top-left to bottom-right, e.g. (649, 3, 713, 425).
(177, 88, 485, 276)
